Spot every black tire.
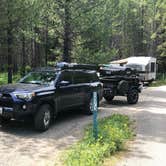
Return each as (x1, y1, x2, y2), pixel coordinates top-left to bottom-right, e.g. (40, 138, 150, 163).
(117, 80, 129, 94)
(104, 95, 114, 103)
(85, 96, 93, 115)
(127, 89, 139, 104)
(34, 104, 52, 131)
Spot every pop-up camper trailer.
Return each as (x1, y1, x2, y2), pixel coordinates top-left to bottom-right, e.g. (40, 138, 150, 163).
(111, 57, 157, 82)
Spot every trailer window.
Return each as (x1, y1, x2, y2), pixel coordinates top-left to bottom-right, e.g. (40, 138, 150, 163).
(151, 62, 155, 72)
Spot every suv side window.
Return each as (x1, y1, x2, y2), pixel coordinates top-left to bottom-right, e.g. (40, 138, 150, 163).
(73, 71, 85, 84)
(84, 73, 93, 83)
(73, 71, 99, 84)
(92, 73, 99, 82)
(60, 71, 73, 83)
(84, 72, 99, 83)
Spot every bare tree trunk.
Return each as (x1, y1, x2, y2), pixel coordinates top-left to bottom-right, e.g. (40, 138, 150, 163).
(151, 0, 157, 57)
(7, 27, 12, 83)
(7, 0, 13, 83)
(22, 34, 26, 76)
(139, 5, 145, 56)
(31, 37, 34, 68)
(63, 0, 72, 62)
(45, 21, 48, 66)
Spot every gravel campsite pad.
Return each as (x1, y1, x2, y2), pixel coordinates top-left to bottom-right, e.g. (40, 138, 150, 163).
(0, 86, 166, 166)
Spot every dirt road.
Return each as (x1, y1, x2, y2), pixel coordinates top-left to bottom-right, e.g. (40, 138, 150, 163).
(116, 86, 166, 166)
(0, 86, 166, 166)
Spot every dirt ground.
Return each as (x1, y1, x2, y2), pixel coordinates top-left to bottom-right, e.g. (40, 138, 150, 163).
(0, 86, 166, 166)
(116, 86, 166, 166)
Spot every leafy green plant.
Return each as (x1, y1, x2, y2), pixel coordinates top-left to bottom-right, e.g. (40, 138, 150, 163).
(63, 114, 134, 166)
(151, 80, 166, 87)
(151, 73, 166, 87)
(0, 72, 20, 85)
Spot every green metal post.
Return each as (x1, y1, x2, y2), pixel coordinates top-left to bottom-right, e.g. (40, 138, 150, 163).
(93, 91, 98, 140)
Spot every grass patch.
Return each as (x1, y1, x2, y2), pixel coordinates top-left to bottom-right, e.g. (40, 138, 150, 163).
(151, 80, 166, 87)
(63, 114, 134, 166)
(0, 72, 20, 85)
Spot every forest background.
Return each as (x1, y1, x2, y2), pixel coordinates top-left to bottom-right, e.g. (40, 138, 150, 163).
(0, 0, 165, 83)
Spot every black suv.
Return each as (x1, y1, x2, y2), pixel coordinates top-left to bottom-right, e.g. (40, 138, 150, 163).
(0, 63, 103, 131)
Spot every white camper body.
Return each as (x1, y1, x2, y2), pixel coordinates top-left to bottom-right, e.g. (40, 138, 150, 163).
(125, 57, 156, 82)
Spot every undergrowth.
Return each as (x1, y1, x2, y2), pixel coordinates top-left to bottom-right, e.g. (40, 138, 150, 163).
(63, 114, 134, 166)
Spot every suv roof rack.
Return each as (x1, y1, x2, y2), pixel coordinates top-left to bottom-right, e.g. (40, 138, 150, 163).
(33, 67, 56, 72)
(55, 62, 99, 71)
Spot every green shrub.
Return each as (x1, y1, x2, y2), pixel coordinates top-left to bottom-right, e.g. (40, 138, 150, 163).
(0, 73, 8, 85)
(151, 80, 166, 87)
(0, 72, 20, 85)
(63, 114, 134, 166)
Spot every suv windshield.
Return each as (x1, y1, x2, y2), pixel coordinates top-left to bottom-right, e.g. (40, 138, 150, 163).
(19, 72, 56, 85)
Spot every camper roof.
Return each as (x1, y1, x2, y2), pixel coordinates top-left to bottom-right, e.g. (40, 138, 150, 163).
(110, 56, 156, 66)
(111, 58, 128, 65)
(127, 57, 156, 66)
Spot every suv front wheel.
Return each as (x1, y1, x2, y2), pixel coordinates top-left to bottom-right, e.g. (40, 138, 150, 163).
(34, 104, 52, 131)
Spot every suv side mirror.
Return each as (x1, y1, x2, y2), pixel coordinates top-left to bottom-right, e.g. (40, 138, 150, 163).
(58, 80, 71, 87)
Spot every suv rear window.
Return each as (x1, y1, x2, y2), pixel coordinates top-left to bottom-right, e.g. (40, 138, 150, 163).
(73, 71, 86, 84)
(60, 71, 73, 83)
(92, 73, 99, 82)
(73, 71, 99, 84)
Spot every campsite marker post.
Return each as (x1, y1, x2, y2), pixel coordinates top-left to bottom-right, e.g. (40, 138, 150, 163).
(92, 91, 98, 140)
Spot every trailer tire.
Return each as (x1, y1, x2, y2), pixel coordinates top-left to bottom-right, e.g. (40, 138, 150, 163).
(104, 95, 114, 103)
(127, 89, 139, 104)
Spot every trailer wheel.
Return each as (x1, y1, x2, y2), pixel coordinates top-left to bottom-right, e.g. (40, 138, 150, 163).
(104, 95, 114, 103)
(127, 89, 139, 104)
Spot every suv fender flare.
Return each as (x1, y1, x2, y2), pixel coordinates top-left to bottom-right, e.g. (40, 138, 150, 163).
(129, 86, 141, 93)
(36, 100, 57, 119)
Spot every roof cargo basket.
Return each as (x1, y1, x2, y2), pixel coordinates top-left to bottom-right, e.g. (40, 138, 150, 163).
(55, 62, 99, 71)
(32, 67, 56, 72)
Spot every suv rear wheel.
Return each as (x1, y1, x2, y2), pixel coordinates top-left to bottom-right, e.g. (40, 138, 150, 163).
(0, 116, 11, 124)
(34, 104, 52, 131)
(127, 89, 139, 104)
(85, 96, 93, 115)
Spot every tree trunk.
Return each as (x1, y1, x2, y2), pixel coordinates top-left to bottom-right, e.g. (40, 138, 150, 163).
(151, 0, 157, 57)
(7, 0, 13, 83)
(63, 0, 72, 62)
(45, 22, 48, 66)
(7, 27, 12, 83)
(22, 34, 26, 76)
(139, 5, 145, 57)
